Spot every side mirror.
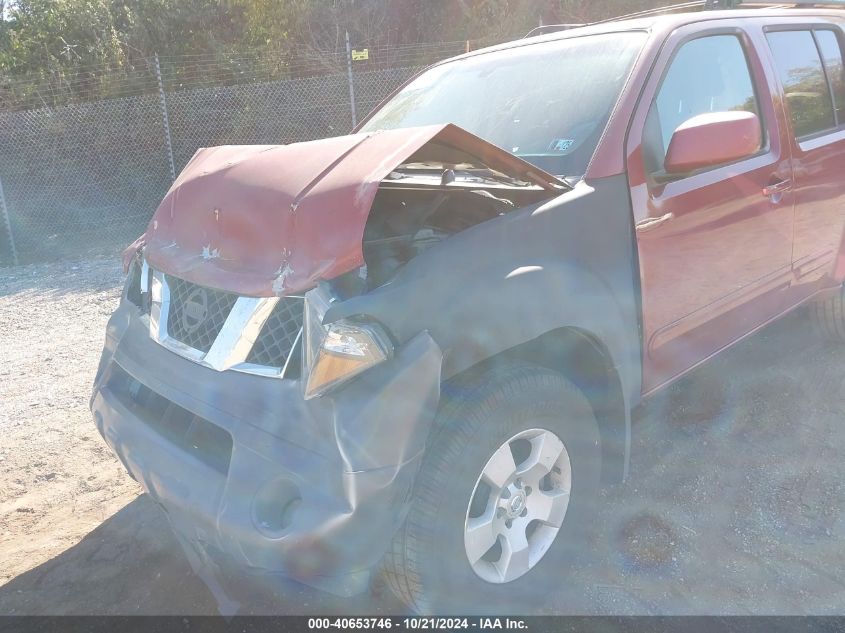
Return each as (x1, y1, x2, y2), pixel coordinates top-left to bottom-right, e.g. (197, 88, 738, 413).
(664, 111, 761, 174)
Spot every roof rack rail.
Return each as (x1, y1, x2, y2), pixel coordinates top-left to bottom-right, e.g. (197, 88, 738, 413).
(736, 0, 845, 6)
(523, 2, 704, 37)
(589, 1, 706, 25)
(522, 0, 845, 39)
(523, 24, 587, 38)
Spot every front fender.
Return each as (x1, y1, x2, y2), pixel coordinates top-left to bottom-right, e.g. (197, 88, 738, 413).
(326, 175, 642, 406)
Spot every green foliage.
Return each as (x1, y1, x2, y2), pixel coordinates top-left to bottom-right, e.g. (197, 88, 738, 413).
(2, 0, 124, 75)
(0, 0, 681, 108)
(0, 0, 249, 73)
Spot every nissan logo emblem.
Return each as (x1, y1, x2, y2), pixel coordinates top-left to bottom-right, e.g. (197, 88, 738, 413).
(180, 288, 209, 334)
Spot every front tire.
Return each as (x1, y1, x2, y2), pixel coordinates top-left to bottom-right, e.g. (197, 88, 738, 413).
(382, 364, 602, 614)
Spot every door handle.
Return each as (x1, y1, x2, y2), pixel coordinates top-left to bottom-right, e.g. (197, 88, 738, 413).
(636, 212, 674, 232)
(762, 179, 792, 198)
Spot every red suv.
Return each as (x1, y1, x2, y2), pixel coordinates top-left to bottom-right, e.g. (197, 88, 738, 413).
(92, 2, 845, 614)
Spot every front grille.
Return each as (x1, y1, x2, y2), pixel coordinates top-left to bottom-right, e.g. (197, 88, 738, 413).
(107, 366, 233, 475)
(139, 266, 303, 376)
(246, 297, 304, 369)
(165, 275, 238, 353)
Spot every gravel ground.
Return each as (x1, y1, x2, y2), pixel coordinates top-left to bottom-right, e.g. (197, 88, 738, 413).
(1, 255, 845, 615)
(0, 257, 142, 583)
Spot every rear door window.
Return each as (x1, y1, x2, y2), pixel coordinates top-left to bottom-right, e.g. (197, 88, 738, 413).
(766, 29, 838, 138)
(815, 29, 845, 126)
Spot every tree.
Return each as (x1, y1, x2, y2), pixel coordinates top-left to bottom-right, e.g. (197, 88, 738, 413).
(0, 0, 692, 109)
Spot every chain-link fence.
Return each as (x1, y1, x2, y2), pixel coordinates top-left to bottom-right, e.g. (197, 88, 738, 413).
(0, 40, 476, 266)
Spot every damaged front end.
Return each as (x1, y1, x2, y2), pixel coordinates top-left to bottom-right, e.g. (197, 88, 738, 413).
(134, 123, 564, 296)
(95, 124, 564, 600)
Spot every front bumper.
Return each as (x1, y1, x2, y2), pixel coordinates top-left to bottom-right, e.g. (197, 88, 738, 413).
(90, 300, 441, 597)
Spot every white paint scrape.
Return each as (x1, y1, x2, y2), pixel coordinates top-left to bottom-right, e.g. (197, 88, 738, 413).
(272, 262, 295, 293)
(201, 244, 220, 260)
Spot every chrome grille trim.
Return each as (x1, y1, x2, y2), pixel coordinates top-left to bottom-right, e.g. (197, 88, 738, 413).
(165, 275, 239, 353)
(245, 296, 305, 368)
(147, 269, 303, 378)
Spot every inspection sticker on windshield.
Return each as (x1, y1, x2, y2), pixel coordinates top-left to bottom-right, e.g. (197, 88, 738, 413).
(549, 138, 575, 152)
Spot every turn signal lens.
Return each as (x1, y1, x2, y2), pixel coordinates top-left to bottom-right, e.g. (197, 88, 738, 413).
(302, 288, 393, 399)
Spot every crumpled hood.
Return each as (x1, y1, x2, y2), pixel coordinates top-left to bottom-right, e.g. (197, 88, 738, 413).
(140, 123, 562, 296)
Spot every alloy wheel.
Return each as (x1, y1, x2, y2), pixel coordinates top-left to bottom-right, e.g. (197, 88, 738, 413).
(463, 428, 572, 584)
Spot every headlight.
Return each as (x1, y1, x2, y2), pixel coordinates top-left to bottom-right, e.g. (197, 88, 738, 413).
(302, 286, 393, 400)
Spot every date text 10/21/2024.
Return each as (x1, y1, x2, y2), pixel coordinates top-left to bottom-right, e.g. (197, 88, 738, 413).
(307, 618, 529, 630)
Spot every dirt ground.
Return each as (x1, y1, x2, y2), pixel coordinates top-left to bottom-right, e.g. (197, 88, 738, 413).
(2, 255, 845, 615)
(0, 259, 142, 584)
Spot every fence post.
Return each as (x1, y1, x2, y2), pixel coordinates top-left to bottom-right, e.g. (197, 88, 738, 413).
(0, 175, 19, 266)
(345, 30, 358, 128)
(154, 53, 177, 182)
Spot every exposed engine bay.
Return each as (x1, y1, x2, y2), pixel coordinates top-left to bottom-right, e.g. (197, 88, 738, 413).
(358, 159, 559, 291)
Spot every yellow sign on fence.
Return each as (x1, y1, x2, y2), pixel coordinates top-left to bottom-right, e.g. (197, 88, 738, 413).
(351, 49, 369, 61)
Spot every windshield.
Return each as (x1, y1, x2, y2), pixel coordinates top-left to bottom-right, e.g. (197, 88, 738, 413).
(360, 32, 646, 178)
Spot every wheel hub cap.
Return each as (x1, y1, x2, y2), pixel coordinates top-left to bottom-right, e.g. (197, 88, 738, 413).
(464, 428, 572, 584)
(507, 493, 525, 517)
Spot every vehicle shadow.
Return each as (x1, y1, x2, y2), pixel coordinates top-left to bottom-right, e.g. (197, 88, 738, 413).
(578, 307, 845, 615)
(0, 495, 216, 616)
(0, 494, 404, 616)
